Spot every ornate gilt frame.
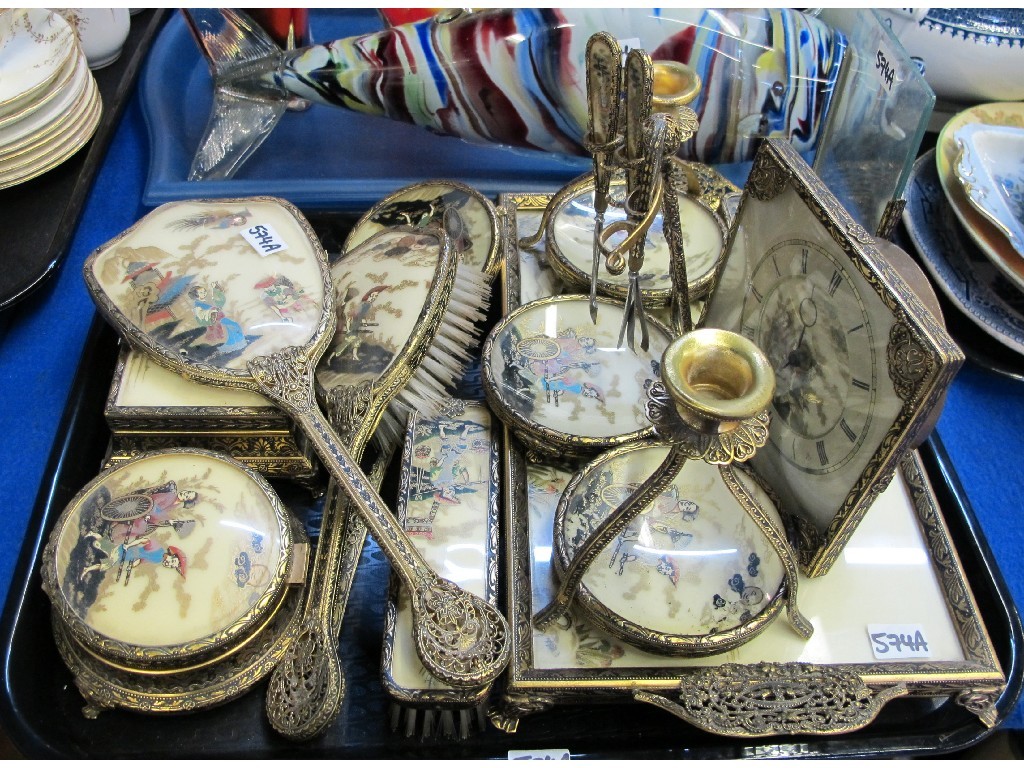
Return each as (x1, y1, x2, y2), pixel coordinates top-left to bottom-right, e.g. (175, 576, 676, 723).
(702, 140, 964, 576)
(104, 345, 320, 481)
(548, 441, 790, 656)
(491, 192, 1004, 738)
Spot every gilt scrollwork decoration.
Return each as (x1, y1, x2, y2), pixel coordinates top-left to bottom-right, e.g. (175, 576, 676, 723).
(248, 346, 319, 413)
(747, 149, 791, 201)
(887, 321, 933, 402)
(634, 662, 908, 736)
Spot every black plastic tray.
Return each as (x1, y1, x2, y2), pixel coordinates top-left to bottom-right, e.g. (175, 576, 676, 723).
(1, 306, 1021, 758)
(0, 10, 168, 313)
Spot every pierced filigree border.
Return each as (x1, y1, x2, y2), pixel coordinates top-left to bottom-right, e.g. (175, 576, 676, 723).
(496, 193, 1004, 735)
(53, 585, 304, 714)
(381, 403, 503, 706)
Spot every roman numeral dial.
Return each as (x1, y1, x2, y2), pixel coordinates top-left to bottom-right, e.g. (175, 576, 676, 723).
(741, 239, 876, 475)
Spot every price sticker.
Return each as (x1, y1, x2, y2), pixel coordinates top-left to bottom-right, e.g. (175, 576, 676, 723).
(508, 748, 571, 760)
(866, 624, 931, 660)
(242, 223, 290, 256)
(873, 38, 905, 93)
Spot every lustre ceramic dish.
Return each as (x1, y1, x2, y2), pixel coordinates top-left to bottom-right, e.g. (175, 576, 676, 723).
(41, 449, 296, 669)
(903, 151, 1024, 359)
(954, 123, 1024, 261)
(0, 48, 89, 147)
(545, 173, 727, 303)
(0, 74, 98, 169)
(481, 294, 671, 459)
(342, 179, 500, 276)
(0, 80, 101, 189)
(0, 36, 81, 131)
(936, 102, 1024, 294)
(552, 442, 787, 656)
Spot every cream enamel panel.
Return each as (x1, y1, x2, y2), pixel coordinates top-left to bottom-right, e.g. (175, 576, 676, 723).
(51, 452, 289, 652)
(88, 199, 327, 375)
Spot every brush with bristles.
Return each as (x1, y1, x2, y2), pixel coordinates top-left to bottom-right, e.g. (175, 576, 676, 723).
(390, 700, 490, 740)
(264, 223, 493, 741)
(371, 263, 492, 450)
(380, 400, 501, 741)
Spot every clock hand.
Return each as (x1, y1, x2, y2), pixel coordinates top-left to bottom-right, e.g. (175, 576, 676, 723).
(781, 294, 819, 371)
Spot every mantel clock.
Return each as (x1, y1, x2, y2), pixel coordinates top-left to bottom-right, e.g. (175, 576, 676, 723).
(704, 139, 963, 576)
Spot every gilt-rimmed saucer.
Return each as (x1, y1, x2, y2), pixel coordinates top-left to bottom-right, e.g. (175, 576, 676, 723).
(954, 123, 1024, 261)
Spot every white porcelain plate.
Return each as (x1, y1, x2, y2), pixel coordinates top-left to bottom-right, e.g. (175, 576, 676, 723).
(0, 9, 76, 114)
(0, 39, 81, 132)
(0, 49, 89, 149)
(955, 123, 1024, 260)
(0, 78, 101, 189)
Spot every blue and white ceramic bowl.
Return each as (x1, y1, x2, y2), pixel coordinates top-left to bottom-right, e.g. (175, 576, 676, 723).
(955, 123, 1024, 260)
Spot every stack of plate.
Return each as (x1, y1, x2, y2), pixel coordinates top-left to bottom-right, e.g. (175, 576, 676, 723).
(0, 8, 102, 190)
(900, 102, 1024, 377)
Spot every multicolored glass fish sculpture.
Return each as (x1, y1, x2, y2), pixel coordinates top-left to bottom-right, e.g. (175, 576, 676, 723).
(183, 8, 847, 180)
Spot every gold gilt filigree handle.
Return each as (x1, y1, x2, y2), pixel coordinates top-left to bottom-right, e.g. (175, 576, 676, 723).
(249, 347, 511, 692)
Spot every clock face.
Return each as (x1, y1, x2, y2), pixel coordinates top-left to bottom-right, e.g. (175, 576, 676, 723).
(742, 239, 876, 476)
(702, 139, 963, 577)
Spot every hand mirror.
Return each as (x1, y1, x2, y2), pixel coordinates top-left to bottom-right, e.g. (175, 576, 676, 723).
(83, 198, 510, 694)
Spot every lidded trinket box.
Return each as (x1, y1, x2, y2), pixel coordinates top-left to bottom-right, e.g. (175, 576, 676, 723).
(104, 346, 320, 484)
(40, 449, 307, 713)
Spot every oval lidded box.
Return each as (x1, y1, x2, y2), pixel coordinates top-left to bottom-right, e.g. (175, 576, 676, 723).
(41, 449, 296, 670)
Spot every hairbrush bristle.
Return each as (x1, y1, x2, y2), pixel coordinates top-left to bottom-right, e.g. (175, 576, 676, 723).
(387, 702, 488, 740)
(373, 265, 491, 450)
